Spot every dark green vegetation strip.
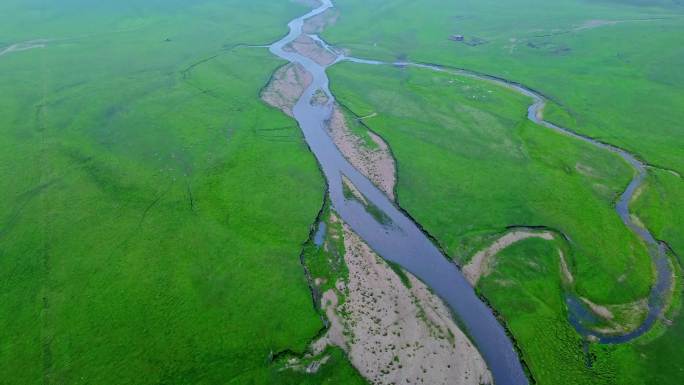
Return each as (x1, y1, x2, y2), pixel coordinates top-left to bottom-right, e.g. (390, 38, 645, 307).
(302, 203, 351, 297)
(0, 0, 364, 383)
(386, 261, 412, 289)
(342, 177, 392, 225)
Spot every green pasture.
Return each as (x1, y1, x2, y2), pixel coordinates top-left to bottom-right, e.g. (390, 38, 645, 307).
(0, 0, 363, 383)
(325, 2, 684, 382)
(479, 237, 683, 385)
(329, 63, 650, 304)
(328, 61, 682, 384)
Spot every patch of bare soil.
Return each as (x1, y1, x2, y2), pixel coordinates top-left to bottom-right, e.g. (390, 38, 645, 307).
(590, 298, 650, 335)
(559, 249, 574, 284)
(581, 297, 615, 320)
(313, 217, 493, 385)
(284, 34, 337, 66)
(303, 8, 340, 34)
(260, 63, 312, 117)
(328, 104, 396, 199)
(462, 230, 555, 285)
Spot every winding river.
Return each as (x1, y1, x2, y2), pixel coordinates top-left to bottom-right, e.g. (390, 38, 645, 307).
(340, 59, 674, 343)
(268, 0, 673, 383)
(270, 1, 528, 384)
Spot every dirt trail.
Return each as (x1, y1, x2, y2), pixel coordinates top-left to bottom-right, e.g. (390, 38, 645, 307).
(313, 217, 492, 385)
(463, 230, 555, 285)
(328, 104, 396, 199)
(292, 0, 322, 8)
(0, 40, 48, 57)
(260, 63, 312, 117)
(574, 17, 666, 32)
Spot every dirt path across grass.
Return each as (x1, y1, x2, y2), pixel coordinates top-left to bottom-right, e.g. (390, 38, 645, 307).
(462, 230, 555, 285)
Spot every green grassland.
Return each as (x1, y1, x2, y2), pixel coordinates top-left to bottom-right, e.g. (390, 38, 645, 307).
(479, 237, 683, 385)
(325, 0, 684, 170)
(478, 238, 609, 384)
(325, 1, 683, 382)
(328, 61, 682, 384)
(330, 63, 650, 305)
(324, 0, 684, 258)
(632, 169, 684, 255)
(0, 0, 363, 383)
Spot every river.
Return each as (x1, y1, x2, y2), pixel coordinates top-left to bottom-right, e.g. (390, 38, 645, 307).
(269, 1, 529, 384)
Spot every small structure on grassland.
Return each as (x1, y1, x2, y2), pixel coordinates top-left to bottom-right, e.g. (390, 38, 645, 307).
(449, 34, 465, 41)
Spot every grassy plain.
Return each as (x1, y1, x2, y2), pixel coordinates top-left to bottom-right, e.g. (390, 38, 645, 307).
(0, 0, 364, 383)
(328, 61, 682, 384)
(325, 0, 684, 258)
(478, 237, 683, 385)
(330, 63, 649, 304)
(324, 0, 684, 384)
(326, 0, 684, 168)
(478, 238, 609, 384)
(632, 169, 684, 255)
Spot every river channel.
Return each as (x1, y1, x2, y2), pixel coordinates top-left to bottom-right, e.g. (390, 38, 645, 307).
(269, 1, 529, 384)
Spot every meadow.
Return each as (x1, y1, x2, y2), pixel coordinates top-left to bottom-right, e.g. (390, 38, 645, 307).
(330, 63, 650, 305)
(479, 237, 682, 385)
(0, 0, 364, 383)
(324, 1, 683, 382)
(2, 0, 681, 383)
(324, 0, 684, 258)
(327, 61, 682, 383)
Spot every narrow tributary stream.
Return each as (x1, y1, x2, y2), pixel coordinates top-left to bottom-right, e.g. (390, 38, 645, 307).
(340, 59, 673, 343)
